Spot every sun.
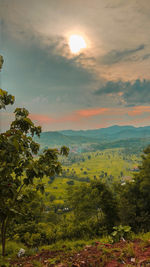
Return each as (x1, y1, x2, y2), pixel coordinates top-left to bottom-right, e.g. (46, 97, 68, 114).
(69, 34, 87, 54)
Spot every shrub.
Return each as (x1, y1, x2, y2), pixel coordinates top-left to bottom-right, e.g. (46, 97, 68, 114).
(24, 232, 41, 247)
(110, 225, 131, 243)
(67, 180, 74, 185)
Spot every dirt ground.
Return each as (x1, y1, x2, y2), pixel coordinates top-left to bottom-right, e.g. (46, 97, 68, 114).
(11, 239, 150, 267)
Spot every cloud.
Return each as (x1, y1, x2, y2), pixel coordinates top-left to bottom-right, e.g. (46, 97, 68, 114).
(94, 79, 150, 106)
(29, 107, 110, 127)
(142, 53, 150, 60)
(60, 107, 109, 122)
(100, 44, 145, 65)
(95, 81, 124, 95)
(1, 34, 95, 102)
(1, 0, 150, 132)
(2, 104, 150, 132)
(1, 0, 150, 83)
(29, 114, 55, 124)
(123, 79, 150, 106)
(128, 106, 150, 116)
(77, 107, 109, 117)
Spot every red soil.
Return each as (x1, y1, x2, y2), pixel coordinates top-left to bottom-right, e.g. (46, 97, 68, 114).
(11, 239, 150, 267)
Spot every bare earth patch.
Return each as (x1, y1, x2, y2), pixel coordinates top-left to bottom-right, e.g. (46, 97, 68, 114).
(11, 239, 150, 267)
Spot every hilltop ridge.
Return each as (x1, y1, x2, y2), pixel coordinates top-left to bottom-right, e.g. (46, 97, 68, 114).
(34, 125, 150, 151)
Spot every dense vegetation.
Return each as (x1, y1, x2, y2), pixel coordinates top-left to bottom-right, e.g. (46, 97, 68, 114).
(0, 56, 69, 257)
(1, 55, 150, 265)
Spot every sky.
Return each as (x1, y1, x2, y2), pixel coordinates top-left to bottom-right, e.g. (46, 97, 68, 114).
(0, 0, 150, 131)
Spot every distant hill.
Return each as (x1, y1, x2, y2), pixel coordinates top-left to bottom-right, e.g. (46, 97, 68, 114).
(35, 125, 150, 151)
(34, 131, 101, 147)
(60, 125, 150, 141)
(91, 137, 150, 153)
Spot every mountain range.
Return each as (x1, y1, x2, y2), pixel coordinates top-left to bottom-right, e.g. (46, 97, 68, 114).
(34, 125, 150, 152)
(59, 125, 150, 140)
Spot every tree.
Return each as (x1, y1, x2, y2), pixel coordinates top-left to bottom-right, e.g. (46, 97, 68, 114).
(119, 145, 150, 232)
(68, 180, 118, 232)
(0, 56, 15, 109)
(0, 56, 69, 256)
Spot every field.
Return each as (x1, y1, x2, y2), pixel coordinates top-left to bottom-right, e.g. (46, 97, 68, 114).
(42, 148, 141, 207)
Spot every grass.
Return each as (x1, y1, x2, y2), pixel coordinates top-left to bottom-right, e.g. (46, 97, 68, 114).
(38, 231, 150, 256)
(39, 236, 110, 253)
(1, 232, 150, 266)
(131, 231, 150, 241)
(0, 241, 35, 266)
(120, 243, 135, 258)
(0, 241, 26, 257)
(1, 233, 149, 257)
(42, 148, 140, 206)
(0, 241, 26, 267)
(64, 149, 139, 178)
(31, 260, 42, 267)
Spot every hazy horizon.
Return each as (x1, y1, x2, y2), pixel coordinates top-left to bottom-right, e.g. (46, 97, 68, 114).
(36, 124, 150, 133)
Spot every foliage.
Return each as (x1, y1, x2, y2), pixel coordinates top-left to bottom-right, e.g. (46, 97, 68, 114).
(23, 232, 41, 247)
(0, 88, 15, 109)
(131, 231, 150, 242)
(110, 225, 131, 243)
(0, 54, 3, 70)
(67, 180, 118, 233)
(0, 55, 69, 256)
(0, 241, 26, 257)
(0, 56, 15, 109)
(66, 180, 74, 185)
(119, 145, 150, 232)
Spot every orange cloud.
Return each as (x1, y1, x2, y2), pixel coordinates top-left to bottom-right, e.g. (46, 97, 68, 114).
(57, 107, 110, 123)
(29, 107, 110, 128)
(29, 114, 55, 124)
(77, 107, 109, 117)
(118, 92, 123, 96)
(29, 105, 150, 130)
(128, 106, 150, 116)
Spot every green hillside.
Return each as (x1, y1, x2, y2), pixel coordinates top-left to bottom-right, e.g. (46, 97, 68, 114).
(35, 126, 150, 153)
(60, 125, 150, 140)
(41, 148, 140, 209)
(34, 131, 101, 148)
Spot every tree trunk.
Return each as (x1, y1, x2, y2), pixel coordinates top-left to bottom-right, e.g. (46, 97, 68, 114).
(1, 218, 7, 257)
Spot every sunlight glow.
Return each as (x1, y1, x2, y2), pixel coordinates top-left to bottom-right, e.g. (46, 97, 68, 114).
(69, 34, 87, 54)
